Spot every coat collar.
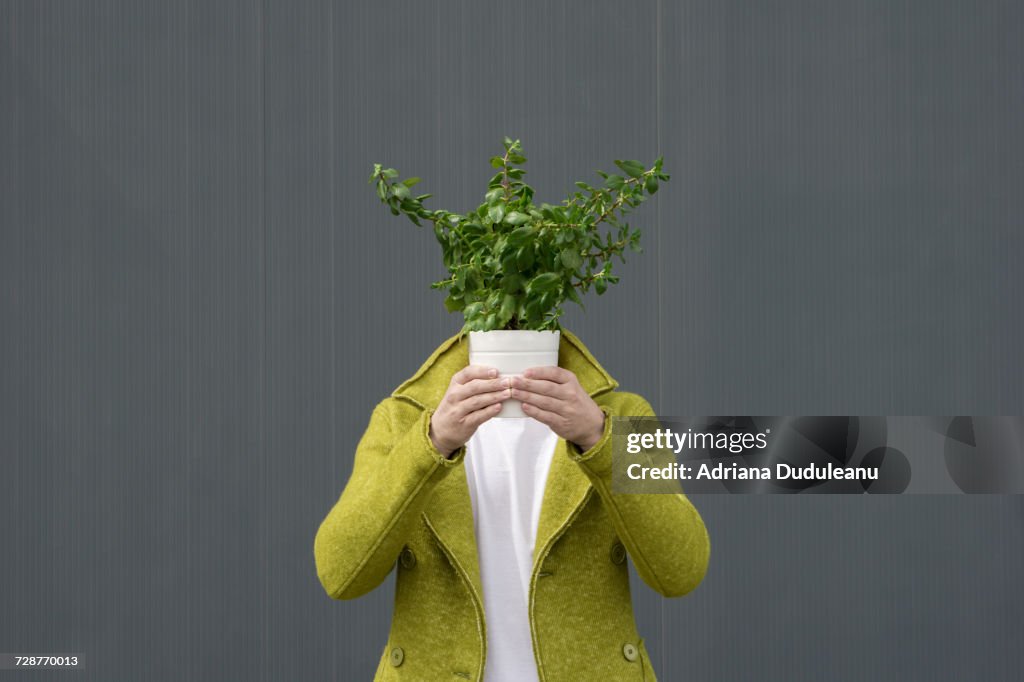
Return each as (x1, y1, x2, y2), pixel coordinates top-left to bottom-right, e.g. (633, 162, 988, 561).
(394, 328, 618, 612)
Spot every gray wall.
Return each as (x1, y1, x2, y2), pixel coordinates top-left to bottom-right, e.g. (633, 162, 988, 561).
(2, 1, 1022, 680)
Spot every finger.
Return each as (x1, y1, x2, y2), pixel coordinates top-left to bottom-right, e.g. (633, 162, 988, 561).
(457, 387, 511, 415)
(463, 401, 503, 428)
(520, 401, 565, 430)
(453, 365, 499, 385)
(509, 388, 567, 415)
(457, 376, 510, 398)
(449, 377, 508, 403)
(511, 375, 571, 398)
(523, 366, 573, 383)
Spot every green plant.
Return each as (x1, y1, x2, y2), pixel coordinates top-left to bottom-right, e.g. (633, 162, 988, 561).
(369, 137, 669, 332)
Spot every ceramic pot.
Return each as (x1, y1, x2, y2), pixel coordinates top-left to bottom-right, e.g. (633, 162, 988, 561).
(468, 329, 560, 418)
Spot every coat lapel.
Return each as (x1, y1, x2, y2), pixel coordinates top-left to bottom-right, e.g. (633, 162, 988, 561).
(395, 328, 619, 599)
(422, 461, 484, 602)
(530, 329, 619, 570)
(531, 437, 594, 572)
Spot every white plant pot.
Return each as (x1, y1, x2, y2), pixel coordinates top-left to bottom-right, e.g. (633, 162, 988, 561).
(468, 329, 561, 418)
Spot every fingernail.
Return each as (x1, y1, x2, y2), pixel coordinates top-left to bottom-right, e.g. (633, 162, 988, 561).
(523, 369, 532, 378)
(489, 368, 498, 377)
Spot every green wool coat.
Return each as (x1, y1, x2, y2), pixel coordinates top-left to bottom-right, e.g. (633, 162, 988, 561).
(314, 329, 710, 681)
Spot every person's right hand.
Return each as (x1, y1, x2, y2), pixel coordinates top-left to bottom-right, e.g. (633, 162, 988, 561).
(429, 365, 510, 457)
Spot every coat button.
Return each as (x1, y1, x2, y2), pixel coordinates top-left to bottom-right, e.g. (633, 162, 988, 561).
(389, 647, 405, 667)
(610, 541, 627, 565)
(622, 643, 639, 662)
(400, 547, 416, 569)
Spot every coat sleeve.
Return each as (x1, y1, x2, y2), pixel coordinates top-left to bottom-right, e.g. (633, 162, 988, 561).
(567, 393, 711, 598)
(314, 398, 466, 600)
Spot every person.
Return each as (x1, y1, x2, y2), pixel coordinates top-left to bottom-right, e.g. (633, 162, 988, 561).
(314, 329, 710, 681)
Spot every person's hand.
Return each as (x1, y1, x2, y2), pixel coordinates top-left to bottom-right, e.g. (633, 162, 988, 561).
(429, 365, 511, 457)
(510, 367, 606, 451)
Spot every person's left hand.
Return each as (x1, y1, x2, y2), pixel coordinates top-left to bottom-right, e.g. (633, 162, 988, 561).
(510, 367, 606, 451)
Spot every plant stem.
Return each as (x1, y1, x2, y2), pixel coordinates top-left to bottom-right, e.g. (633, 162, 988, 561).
(500, 147, 513, 202)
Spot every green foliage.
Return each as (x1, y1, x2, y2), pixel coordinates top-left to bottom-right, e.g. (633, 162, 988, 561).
(369, 138, 669, 332)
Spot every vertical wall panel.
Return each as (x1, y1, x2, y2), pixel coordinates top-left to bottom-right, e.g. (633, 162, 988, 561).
(1, 2, 264, 680)
(657, 2, 1024, 680)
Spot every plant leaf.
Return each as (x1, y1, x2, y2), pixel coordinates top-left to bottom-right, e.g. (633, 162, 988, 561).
(566, 285, 584, 309)
(528, 272, 560, 293)
(516, 246, 535, 270)
(560, 248, 582, 270)
(444, 295, 465, 312)
(499, 293, 516, 320)
(505, 211, 530, 226)
(604, 174, 625, 190)
(502, 274, 524, 293)
(615, 159, 645, 178)
(485, 187, 504, 205)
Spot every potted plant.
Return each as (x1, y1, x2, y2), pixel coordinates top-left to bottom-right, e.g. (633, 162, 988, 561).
(370, 137, 668, 416)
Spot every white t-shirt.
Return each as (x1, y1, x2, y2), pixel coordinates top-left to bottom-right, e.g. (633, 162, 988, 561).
(464, 416, 559, 682)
